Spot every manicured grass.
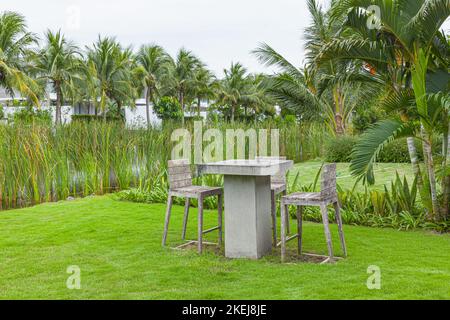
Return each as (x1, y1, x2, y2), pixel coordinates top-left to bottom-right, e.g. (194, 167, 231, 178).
(0, 196, 448, 300)
(289, 162, 414, 191)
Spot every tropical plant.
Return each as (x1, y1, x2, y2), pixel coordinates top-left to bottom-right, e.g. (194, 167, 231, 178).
(317, 0, 450, 219)
(215, 62, 252, 122)
(135, 44, 171, 127)
(33, 30, 81, 125)
(86, 37, 139, 119)
(191, 66, 217, 117)
(166, 48, 202, 125)
(245, 73, 276, 122)
(0, 11, 39, 105)
(252, 0, 372, 134)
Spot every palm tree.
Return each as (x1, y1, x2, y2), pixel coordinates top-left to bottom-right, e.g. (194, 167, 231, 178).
(167, 49, 202, 125)
(317, 0, 450, 219)
(245, 73, 276, 122)
(252, 0, 368, 134)
(252, 44, 326, 122)
(135, 44, 170, 127)
(191, 66, 216, 117)
(86, 36, 138, 119)
(216, 62, 250, 122)
(34, 30, 81, 125)
(0, 11, 39, 105)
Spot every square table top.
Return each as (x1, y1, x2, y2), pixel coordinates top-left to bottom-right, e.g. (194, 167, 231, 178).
(198, 159, 293, 176)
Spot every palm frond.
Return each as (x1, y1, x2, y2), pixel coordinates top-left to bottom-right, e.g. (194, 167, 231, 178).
(251, 43, 302, 78)
(350, 119, 416, 184)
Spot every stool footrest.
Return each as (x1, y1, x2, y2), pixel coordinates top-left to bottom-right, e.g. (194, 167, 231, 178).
(202, 226, 220, 234)
(173, 240, 218, 250)
(276, 234, 299, 247)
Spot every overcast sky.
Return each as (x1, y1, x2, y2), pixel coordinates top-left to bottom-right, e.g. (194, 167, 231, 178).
(2, 1, 448, 76)
(1, 0, 329, 76)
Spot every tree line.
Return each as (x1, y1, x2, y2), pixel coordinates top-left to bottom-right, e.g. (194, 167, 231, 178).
(0, 11, 275, 126)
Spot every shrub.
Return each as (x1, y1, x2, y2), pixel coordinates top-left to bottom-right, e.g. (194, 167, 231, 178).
(285, 170, 440, 231)
(324, 135, 358, 162)
(326, 136, 424, 164)
(378, 138, 423, 163)
(352, 107, 383, 134)
(153, 96, 182, 120)
(71, 114, 123, 123)
(12, 106, 52, 125)
(0, 105, 4, 119)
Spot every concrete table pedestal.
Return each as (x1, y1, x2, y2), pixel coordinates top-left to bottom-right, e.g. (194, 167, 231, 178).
(199, 159, 293, 259)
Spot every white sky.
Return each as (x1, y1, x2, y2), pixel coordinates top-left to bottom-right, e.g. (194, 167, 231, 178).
(1, 0, 329, 76)
(2, 1, 448, 76)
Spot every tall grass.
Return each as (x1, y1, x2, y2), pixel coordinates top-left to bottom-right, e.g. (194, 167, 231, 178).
(0, 120, 325, 210)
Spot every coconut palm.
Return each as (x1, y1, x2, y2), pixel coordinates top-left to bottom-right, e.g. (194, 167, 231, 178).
(253, 43, 327, 123)
(191, 66, 217, 117)
(166, 49, 202, 125)
(34, 30, 81, 125)
(252, 0, 368, 134)
(216, 62, 251, 122)
(135, 44, 171, 127)
(86, 36, 138, 119)
(0, 11, 39, 105)
(245, 73, 276, 122)
(317, 0, 450, 219)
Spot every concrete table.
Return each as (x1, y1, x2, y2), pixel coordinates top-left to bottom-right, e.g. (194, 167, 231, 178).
(198, 159, 293, 259)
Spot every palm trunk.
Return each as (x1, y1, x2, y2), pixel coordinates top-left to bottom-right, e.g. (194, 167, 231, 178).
(231, 104, 235, 122)
(406, 137, 425, 190)
(421, 127, 439, 220)
(55, 83, 62, 126)
(442, 125, 450, 219)
(334, 87, 345, 135)
(146, 87, 152, 129)
(116, 100, 123, 121)
(197, 97, 201, 117)
(335, 113, 344, 135)
(407, 136, 432, 215)
(179, 89, 185, 126)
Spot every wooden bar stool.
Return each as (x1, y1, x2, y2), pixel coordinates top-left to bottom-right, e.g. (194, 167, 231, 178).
(162, 159, 223, 254)
(256, 156, 287, 247)
(280, 164, 347, 263)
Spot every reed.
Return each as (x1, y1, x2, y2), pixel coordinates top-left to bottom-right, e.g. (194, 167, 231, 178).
(0, 120, 324, 210)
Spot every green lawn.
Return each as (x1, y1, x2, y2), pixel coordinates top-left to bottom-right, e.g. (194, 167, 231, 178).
(0, 195, 449, 300)
(289, 162, 414, 191)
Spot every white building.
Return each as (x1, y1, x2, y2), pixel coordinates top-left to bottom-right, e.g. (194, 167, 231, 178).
(0, 90, 211, 126)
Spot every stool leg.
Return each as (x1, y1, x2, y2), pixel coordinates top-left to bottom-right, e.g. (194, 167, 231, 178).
(333, 201, 347, 257)
(280, 200, 287, 262)
(270, 190, 277, 247)
(218, 193, 223, 246)
(181, 198, 190, 240)
(162, 194, 173, 246)
(320, 204, 333, 259)
(296, 206, 303, 255)
(197, 195, 204, 254)
(283, 190, 290, 234)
